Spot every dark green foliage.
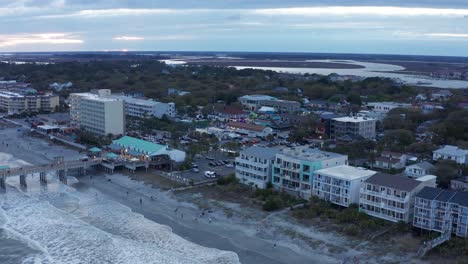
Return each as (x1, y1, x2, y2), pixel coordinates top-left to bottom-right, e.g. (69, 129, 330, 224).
(216, 174, 238, 185)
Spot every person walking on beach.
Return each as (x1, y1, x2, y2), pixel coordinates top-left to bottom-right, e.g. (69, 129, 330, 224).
(208, 217, 212, 223)
(273, 244, 277, 248)
(126, 191, 129, 197)
(174, 208, 178, 213)
(139, 198, 143, 205)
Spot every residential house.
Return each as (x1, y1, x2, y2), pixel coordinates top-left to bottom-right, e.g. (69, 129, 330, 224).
(374, 151, 408, 170)
(405, 161, 435, 178)
(433, 145, 468, 165)
(451, 176, 468, 191)
(431, 90, 453, 101)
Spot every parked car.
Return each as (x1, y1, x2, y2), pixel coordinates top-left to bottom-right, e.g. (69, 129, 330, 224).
(191, 168, 200, 173)
(204, 171, 216, 178)
(225, 163, 233, 168)
(206, 156, 215, 160)
(191, 163, 198, 168)
(208, 162, 216, 167)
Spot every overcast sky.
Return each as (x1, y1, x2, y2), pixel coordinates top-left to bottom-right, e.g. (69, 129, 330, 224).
(1, 0, 468, 56)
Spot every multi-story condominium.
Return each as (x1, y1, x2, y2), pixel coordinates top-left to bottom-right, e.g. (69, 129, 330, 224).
(313, 165, 376, 207)
(374, 151, 408, 170)
(433, 145, 468, 165)
(272, 146, 348, 199)
(404, 161, 435, 178)
(359, 173, 436, 223)
(69, 89, 125, 136)
(0, 91, 59, 114)
(235, 146, 280, 189)
(112, 96, 176, 119)
(330, 116, 376, 140)
(413, 187, 468, 238)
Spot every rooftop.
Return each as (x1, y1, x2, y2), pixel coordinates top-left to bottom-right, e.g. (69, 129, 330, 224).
(113, 95, 166, 107)
(364, 173, 421, 192)
(240, 94, 277, 101)
(241, 146, 281, 160)
(407, 161, 435, 170)
(434, 145, 468, 156)
(315, 165, 376, 180)
(113, 136, 165, 155)
(72, 92, 121, 102)
(227, 121, 268, 132)
(415, 187, 467, 207)
(332, 116, 376, 123)
(278, 146, 346, 162)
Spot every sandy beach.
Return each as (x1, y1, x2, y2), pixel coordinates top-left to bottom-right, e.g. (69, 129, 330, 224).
(0, 126, 431, 264)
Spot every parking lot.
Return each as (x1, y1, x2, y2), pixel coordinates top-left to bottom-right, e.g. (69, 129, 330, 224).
(179, 150, 235, 182)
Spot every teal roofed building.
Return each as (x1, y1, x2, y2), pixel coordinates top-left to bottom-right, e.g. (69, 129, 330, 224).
(112, 136, 186, 162)
(272, 146, 348, 200)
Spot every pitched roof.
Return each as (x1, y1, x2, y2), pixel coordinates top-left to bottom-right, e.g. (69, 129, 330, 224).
(241, 146, 280, 159)
(434, 145, 468, 157)
(113, 136, 165, 155)
(364, 173, 421, 192)
(407, 161, 434, 170)
(416, 187, 468, 207)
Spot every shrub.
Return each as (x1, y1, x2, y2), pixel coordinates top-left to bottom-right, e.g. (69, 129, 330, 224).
(216, 174, 238, 185)
(263, 196, 284, 211)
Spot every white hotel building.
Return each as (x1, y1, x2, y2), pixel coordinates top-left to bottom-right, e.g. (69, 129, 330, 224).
(69, 89, 125, 136)
(113, 96, 176, 119)
(313, 165, 376, 207)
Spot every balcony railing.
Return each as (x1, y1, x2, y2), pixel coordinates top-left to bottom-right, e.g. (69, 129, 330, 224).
(361, 188, 409, 203)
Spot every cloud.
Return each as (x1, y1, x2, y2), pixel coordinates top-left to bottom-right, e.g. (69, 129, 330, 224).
(0, 33, 83, 47)
(114, 36, 144, 41)
(424, 33, 468, 38)
(253, 6, 468, 17)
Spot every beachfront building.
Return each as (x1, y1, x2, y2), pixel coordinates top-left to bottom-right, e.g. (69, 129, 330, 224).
(235, 146, 280, 189)
(433, 145, 468, 165)
(312, 165, 376, 207)
(0, 91, 59, 114)
(112, 95, 176, 119)
(413, 187, 468, 238)
(359, 173, 436, 223)
(272, 146, 348, 199)
(451, 176, 468, 191)
(69, 89, 125, 136)
(330, 116, 376, 140)
(226, 121, 273, 138)
(239, 95, 277, 111)
(404, 161, 435, 178)
(112, 136, 186, 163)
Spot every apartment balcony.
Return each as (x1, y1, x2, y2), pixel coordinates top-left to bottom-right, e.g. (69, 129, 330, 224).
(360, 188, 409, 203)
(415, 202, 431, 209)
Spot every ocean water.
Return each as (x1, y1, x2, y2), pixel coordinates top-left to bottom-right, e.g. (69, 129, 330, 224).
(0, 153, 240, 264)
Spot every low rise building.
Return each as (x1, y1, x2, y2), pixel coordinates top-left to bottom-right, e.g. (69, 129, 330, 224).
(235, 146, 280, 189)
(374, 151, 408, 170)
(366, 102, 412, 113)
(112, 136, 186, 163)
(239, 95, 277, 111)
(433, 145, 468, 165)
(450, 176, 468, 191)
(413, 187, 468, 238)
(226, 121, 273, 138)
(313, 165, 376, 207)
(330, 116, 376, 140)
(405, 161, 435, 178)
(359, 173, 435, 223)
(431, 90, 453, 101)
(260, 99, 301, 114)
(272, 146, 348, 199)
(69, 89, 125, 136)
(0, 91, 59, 114)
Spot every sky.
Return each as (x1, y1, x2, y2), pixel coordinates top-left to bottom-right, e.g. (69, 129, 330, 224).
(1, 0, 468, 56)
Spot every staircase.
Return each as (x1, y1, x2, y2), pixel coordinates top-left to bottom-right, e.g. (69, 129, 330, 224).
(417, 208, 452, 258)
